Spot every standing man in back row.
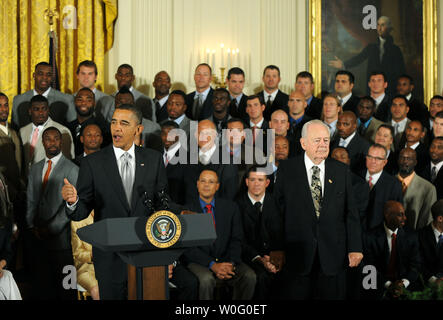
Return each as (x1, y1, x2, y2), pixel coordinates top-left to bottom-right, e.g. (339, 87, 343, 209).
(186, 63, 214, 121)
(257, 65, 289, 121)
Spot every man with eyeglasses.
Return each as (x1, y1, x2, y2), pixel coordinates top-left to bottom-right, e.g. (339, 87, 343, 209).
(360, 143, 403, 231)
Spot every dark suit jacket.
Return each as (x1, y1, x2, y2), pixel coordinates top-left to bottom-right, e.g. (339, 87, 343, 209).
(414, 143, 430, 174)
(156, 100, 169, 123)
(344, 35, 406, 95)
(258, 90, 289, 121)
(305, 96, 323, 120)
(363, 226, 421, 291)
(273, 155, 362, 276)
(288, 114, 313, 156)
(385, 150, 399, 176)
(229, 94, 249, 123)
(246, 119, 270, 156)
(417, 162, 443, 200)
(183, 147, 239, 204)
(182, 196, 243, 266)
(361, 170, 403, 231)
(330, 132, 371, 174)
(65, 145, 171, 299)
(164, 146, 187, 205)
(418, 224, 443, 282)
(236, 192, 284, 263)
(374, 94, 392, 123)
(407, 96, 429, 127)
(351, 172, 370, 224)
(342, 94, 360, 115)
(185, 88, 214, 121)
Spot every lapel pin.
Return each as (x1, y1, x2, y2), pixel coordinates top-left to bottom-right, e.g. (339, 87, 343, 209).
(141, 163, 145, 167)
(328, 179, 333, 184)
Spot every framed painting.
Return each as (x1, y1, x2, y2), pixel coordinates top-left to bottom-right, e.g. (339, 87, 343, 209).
(309, 0, 437, 105)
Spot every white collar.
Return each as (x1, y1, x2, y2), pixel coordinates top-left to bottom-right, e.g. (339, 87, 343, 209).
(33, 87, 51, 98)
(165, 142, 181, 159)
(45, 152, 62, 168)
(384, 223, 398, 238)
(431, 160, 443, 172)
(0, 123, 8, 135)
(113, 143, 136, 161)
(247, 192, 265, 206)
(263, 89, 279, 101)
(304, 152, 325, 173)
(372, 93, 385, 106)
(366, 170, 383, 185)
(170, 114, 185, 125)
(340, 131, 356, 146)
(391, 117, 409, 127)
(158, 94, 169, 106)
(250, 117, 264, 128)
(406, 93, 412, 101)
(406, 142, 420, 150)
(340, 92, 353, 105)
(196, 87, 211, 99)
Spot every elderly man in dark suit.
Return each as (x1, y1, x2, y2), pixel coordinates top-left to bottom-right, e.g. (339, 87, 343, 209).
(418, 199, 443, 286)
(273, 119, 363, 299)
(12, 62, 76, 129)
(183, 169, 256, 300)
(363, 201, 421, 300)
(63, 104, 174, 299)
(26, 127, 79, 300)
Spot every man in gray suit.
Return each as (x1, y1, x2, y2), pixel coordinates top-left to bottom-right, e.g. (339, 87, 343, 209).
(12, 62, 76, 129)
(165, 90, 192, 139)
(19, 95, 74, 175)
(397, 147, 436, 230)
(75, 60, 114, 124)
(102, 64, 156, 123)
(25, 126, 79, 299)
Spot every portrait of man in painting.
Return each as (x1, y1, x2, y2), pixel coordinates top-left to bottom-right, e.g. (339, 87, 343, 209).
(322, 0, 423, 99)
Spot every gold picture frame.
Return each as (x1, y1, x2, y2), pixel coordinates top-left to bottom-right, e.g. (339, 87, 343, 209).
(309, 0, 437, 105)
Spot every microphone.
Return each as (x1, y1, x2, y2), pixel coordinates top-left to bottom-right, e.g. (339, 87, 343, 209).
(138, 187, 155, 216)
(156, 189, 170, 211)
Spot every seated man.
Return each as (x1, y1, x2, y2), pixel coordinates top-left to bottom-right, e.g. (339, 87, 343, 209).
(236, 165, 284, 299)
(0, 172, 22, 300)
(363, 201, 421, 300)
(183, 169, 256, 300)
(418, 199, 443, 287)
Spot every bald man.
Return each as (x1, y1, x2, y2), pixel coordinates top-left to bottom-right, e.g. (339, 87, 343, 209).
(153, 70, 172, 123)
(363, 201, 421, 299)
(330, 111, 371, 174)
(183, 120, 238, 203)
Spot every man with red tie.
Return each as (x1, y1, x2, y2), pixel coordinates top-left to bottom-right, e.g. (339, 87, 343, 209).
(363, 200, 421, 299)
(25, 127, 79, 299)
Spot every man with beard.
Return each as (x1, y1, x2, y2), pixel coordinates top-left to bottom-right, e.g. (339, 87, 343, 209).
(67, 87, 110, 156)
(206, 88, 232, 136)
(153, 70, 172, 123)
(397, 148, 436, 230)
(266, 135, 290, 193)
(25, 127, 79, 299)
(19, 95, 74, 173)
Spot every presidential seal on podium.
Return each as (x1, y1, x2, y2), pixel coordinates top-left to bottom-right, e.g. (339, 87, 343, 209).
(146, 211, 182, 248)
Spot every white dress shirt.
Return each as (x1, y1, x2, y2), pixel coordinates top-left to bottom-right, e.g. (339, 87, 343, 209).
(383, 224, 410, 288)
(42, 152, 62, 181)
(406, 93, 412, 101)
(33, 87, 51, 98)
(338, 131, 356, 148)
(373, 93, 386, 108)
(113, 144, 136, 180)
(304, 153, 325, 195)
(195, 87, 211, 103)
(431, 160, 443, 176)
(324, 119, 337, 138)
(263, 89, 279, 104)
(340, 92, 353, 106)
(391, 117, 409, 135)
(250, 118, 265, 129)
(406, 142, 420, 150)
(164, 142, 181, 166)
(0, 123, 8, 136)
(170, 114, 185, 125)
(157, 94, 169, 108)
(198, 143, 217, 164)
(366, 170, 383, 187)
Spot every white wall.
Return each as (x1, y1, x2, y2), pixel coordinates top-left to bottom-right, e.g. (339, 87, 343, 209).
(105, 0, 308, 96)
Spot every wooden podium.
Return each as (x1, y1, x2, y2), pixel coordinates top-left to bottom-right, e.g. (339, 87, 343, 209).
(77, 214, 216, 300)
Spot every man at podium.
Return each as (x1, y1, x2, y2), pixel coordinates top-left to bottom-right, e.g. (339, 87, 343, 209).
(62, 104, 169, 300)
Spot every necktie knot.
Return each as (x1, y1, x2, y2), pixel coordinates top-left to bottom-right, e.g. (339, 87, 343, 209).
(254, 202, 262, 212)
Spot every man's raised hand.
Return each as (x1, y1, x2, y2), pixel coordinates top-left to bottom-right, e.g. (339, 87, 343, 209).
(62, 178, 77, 204)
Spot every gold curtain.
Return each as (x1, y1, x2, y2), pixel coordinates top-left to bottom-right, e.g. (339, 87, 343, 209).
(0, 0, 117, 121)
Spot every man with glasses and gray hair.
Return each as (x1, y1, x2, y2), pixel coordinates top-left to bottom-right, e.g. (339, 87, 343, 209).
(360, 143, 403, 231)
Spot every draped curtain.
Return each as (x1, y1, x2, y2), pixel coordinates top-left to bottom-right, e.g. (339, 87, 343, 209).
(0, 0, 117, 120)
